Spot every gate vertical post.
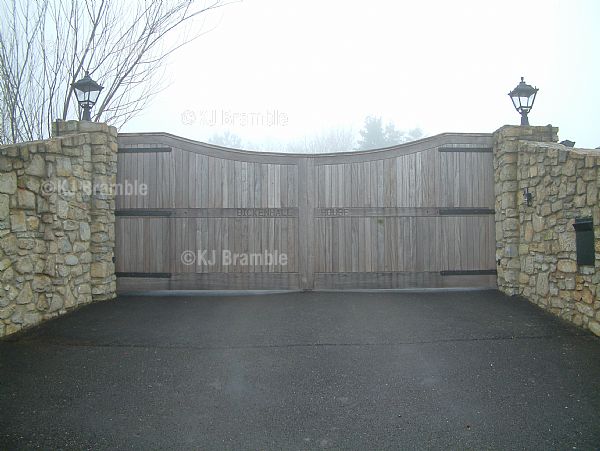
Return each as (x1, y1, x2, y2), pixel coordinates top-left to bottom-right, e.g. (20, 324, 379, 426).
(298, 157, 315, 290)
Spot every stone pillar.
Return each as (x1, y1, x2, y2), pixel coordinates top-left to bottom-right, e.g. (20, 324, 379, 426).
(52, 120, 118, 301)
(493, 125, 558, 295)
(1, 120, 117, 337)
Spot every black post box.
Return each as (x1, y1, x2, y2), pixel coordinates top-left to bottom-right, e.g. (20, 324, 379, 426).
(572, 217, 595, 266)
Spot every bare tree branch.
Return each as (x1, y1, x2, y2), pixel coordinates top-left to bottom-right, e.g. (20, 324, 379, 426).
(0, 0, 231, 144)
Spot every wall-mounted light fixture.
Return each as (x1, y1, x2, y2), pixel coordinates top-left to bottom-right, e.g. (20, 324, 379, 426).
(560, 140, 575, 148)
(523, 187, 533, 206)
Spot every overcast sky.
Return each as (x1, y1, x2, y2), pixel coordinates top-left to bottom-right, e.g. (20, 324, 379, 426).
(123, 0, 600, 150)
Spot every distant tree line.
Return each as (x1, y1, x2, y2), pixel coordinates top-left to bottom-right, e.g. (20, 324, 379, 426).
(207, 115, 423, 153)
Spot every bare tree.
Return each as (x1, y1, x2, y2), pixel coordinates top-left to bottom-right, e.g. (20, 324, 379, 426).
(0, 0, 228, 144)
(208, 130, 242, 148)
(285, 127, 356, 153)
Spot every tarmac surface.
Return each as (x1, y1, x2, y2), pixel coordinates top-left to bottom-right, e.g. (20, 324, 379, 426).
(1, 289, 600, 450)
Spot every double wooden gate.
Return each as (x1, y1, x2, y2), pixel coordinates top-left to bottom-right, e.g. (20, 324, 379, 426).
(115, 132, 496, 291)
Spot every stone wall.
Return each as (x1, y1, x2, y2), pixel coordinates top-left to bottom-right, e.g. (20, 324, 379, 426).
(0, 121, 117, 337)
(494, 125, 600, 335)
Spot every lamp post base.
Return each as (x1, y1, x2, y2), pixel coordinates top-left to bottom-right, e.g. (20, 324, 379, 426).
(81, 107, 92, 122)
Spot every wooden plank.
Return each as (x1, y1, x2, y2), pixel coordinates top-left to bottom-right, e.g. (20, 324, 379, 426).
(313, 272, 496, 289)
(118, 146, 172, 153)
(236, 160, 244, 209)
(367, 161, 375, 208)
(117, 272, 171, 278)
(453, 152, 460, 207)
(288, 164, 298, 208)
(437, 147, 493, 153)
(261, 163, 268, 209)
(188, 153, 197, 208)
(337, 217, 345, 272)
(440, 269, 497, 276)
(280, 164, 288, 208)
(228, 158, 235, 208)
(324, 217, 331, 272)
(366, 218, 373, 272)
(439, 208, 495, 215)
(164, 151, 172, 208)
(117, 273, 301, 292)
(253, 162, 261, 209)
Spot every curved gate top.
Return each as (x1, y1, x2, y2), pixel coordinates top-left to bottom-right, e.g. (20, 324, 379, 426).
(115, 132, 496, 291)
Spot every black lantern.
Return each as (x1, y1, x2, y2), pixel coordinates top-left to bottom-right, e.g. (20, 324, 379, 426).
(508, 77, 538, 126)
(71, 71, 103, 121)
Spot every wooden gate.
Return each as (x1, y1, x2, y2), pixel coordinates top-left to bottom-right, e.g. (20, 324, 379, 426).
(115, 132, 496, 291)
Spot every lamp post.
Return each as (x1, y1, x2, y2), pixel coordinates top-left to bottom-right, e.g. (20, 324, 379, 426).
(71, 71, 103, 121)
(508, 77, 538, 126)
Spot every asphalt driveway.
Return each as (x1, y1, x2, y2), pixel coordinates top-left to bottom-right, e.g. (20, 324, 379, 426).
(1, 290, 600, 450)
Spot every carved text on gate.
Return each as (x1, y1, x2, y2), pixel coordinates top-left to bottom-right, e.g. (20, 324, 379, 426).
(236, 208, 295, 217)
(319, 208, 349, 217)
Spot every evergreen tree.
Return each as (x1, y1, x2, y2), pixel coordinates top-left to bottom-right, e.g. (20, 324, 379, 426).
(357, 116, 387, 150)
(357, 116, 423, 150)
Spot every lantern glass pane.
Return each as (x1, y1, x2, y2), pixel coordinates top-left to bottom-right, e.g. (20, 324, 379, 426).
(88, 89, 101, 104)
(73, 87, 85, 103)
